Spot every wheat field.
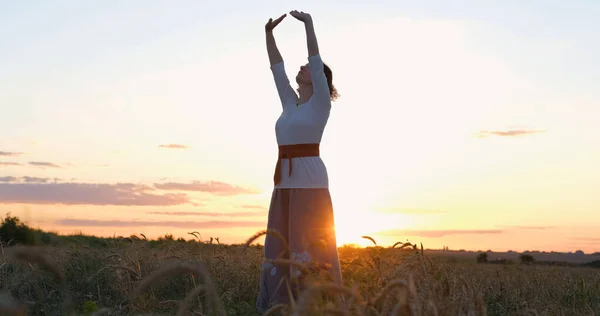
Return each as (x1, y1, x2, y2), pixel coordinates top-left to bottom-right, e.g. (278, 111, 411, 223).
(0, 230, 599, 316)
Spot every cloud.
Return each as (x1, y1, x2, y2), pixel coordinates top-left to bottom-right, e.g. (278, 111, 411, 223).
(54, 218, 264, 229)
(0, 177, 260, 205)
(237, 205, 267, 210)
(0, 182, 192, 206)
(147, 211, 263, 217)
(158, 144, 189, 149)
(0, 176, 58, 183)
(0, 162, 23, 166)
(499, 225, 555, 230)
(382, 208, 447, 215)
(29, 161, 62, 168)
(23, 176, 60, 183)
(154, 181, 260, 196)
(377, 229, 503, 238)
(569, 237, 600, 242)
(474, 129, 545, 138)
(0, 151, 23, 157)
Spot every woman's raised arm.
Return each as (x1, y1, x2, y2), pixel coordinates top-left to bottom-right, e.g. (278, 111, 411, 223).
(265, 14, 286, 66)
(265, 14, 298, 108)
(289, 10, 319, 57)
(290, 10, 331, 107)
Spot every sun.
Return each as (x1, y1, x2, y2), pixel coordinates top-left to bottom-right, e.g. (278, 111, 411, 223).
(333, 210, 413, 247)
(329, 184, 413, 247)
(334, 213, 380, 247)
(325, 161, 419, 247)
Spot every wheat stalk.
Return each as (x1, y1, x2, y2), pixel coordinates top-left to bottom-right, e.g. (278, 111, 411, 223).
(392, 242, 413, 249)
(426, 299, 439, 316)
(476, 293, 487, 316)
(292, 283, 365, 316)
(263, 303, 288, 315)
(381, 287, 399, 315)
(266, 258, 310, 275)
(90, 307, 112, 316)
(11, 247, 64, 281)
(112, 265, 142, 279)
(176, 285, 205, 316)
(388, 277, 418, 316)
(131, 262, 226, 316)
(361, 236, 377, 246)
(321, 304, 352, 316)
(390, 295, 408, 316)
(372, 279, 408, 310)
(103, 253, 122, 261)
(244, 229, 289, 255)
(8, 247, 74, 314)
(88, 264, 141, 282)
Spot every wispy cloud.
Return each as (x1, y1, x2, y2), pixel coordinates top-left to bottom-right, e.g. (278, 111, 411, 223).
(498, 225, 555, 230)
(54, 218, 264, 229)
(0, 182, 192, 206)
(0, 151, 23, 157)
(0, 162, 23, 166)
(24, 176, 60, 183)
(0, 176, 59, 183)
(378, 229, 503, 238)
(474, 129, 545, 138)
(147, 211, 263, 217)
(0, 177, 18, 182)
(158, 144, 189, 149)
(29, 161, 62, 168)
(154, 181, 260, 196)
(0, 177, 261, 205)
(569, 237, 600, 242)
(237, 205, 267, 210)
(381, 208, 447, 215)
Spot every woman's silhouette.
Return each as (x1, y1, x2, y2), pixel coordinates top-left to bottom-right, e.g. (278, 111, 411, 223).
(256, 10, 342, 313)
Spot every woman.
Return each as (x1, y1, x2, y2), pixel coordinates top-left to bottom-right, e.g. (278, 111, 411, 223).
(256, 10, 342, 313)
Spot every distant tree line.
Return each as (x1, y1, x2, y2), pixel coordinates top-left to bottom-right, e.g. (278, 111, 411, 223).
(0, 213, 231, 249)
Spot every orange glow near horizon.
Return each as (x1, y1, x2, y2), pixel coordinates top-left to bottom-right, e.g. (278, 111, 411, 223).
(334, 212, 415, 247)
(1, 201, 599, 254)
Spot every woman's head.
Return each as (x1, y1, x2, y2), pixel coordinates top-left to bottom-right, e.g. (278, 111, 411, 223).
(295, 63, 339, 101)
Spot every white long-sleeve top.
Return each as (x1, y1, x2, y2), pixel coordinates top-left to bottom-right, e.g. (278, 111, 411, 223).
(271, 54, 332, 189)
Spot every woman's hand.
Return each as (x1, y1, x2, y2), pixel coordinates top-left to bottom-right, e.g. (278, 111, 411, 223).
(289, 10, 312, 23)
(265, 14, 286, 33)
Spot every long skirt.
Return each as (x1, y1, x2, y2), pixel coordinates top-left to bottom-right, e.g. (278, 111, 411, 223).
(256, 188, 343, 313)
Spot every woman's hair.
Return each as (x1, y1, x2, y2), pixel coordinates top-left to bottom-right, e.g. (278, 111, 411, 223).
(323, 63, 339, 101)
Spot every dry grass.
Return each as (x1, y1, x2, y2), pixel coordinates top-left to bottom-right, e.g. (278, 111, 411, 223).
(0, 233, 598, 316)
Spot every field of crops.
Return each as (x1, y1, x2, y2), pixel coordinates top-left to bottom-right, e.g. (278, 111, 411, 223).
(0, 230, 599, 316)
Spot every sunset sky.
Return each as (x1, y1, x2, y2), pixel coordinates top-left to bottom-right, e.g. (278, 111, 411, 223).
(1, 0, 599, 253)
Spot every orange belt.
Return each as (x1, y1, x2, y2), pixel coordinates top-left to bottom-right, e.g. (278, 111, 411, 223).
(274, 143, 320, 186)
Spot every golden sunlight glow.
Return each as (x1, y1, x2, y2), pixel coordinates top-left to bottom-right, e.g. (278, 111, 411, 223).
(330, 179, 415, 247)
(325, 159, 415, 247)
(334, 210, 414, 247)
